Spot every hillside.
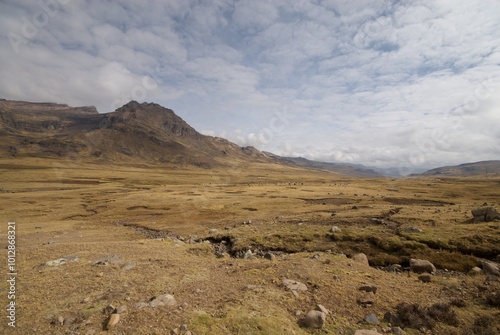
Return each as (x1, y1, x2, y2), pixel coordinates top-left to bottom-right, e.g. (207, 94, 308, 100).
(414, 160, 500, 177)
(0, 99, 274, 168)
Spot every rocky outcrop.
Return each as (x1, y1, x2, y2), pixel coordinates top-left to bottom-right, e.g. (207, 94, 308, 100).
(472, 207, 500, 222)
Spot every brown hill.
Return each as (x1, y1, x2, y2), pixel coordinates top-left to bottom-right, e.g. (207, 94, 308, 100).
(413, 160, 500, 177)
(0, 99, 272, 168)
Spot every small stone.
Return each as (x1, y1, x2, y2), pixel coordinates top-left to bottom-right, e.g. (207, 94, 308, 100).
(209, 228, 218, 234)
(106, 314, 120, 330)
(97, 272, 104, 277)
(243, 249, 254, 259)
(358, 285, 377, 294)
(63, 315, 77, 325)
(283, 279, 308, 291)
(171, 328, 180, 335)
(185, 332, 193, 335)
(357, 292, 375, 307)
(362, 313, 378, 324)
(295, 310, 303, 317)
(352, 253, 369, 266)
(116, 305, 127, 314)
(469, 267, 482, 276)
(330, 226, 342, 233)
(82, 297, 90, 303)
(179, 324, 188, 331)
(316, 304, 329, 315)
(121, 262, 136, 271)
(264, 252, 276, 260)
(298, 310, 326, 329)
(354, 330, 382, 335)
(135, 302, 149, 309)
(418, 273, 432, 283)
(149, 294, 177, 308)
(104, 304, 116, 314)
(56, 316, 64, 325)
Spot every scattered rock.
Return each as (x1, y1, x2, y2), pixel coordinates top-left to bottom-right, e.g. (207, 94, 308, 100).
(264, 252, 276, 260)
(104, 304, 116, 314)
(410, 258, 436, 274)
(471, 206, 500, 222)
(106, 313, 120, 330)
(352, 253, 369, 266)
(359, 285, 378, 294)
(469, 267, 482, 276)
(92, 254, 121, 266)
(330, 226, 342, 233)
(121, 262, 136, 271)
(45, 255, 79, 267)
(149, 294, 177, 308)
(482, 261, 500, 276)
(316, 304, 329, 315)
(116, 305, 127, 314)
(361, 313, 378, 324)
(357, 292, 376, 307)
(298, 310, 326, 329)
(283, 279, 308, 292)
(418, 273, 432, 283)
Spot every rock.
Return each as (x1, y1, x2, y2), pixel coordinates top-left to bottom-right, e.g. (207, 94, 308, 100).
(371, 217, 384, 224)
(283, 279, 308, 292)
(410, 258, 436, 274)
(179, 324, 188, 331)
(418, 273, 432, 283)
(208, 228, 218, 234)
(362, 313, 378, 324)
(352, 253, 369, 266)
(383, 311, 400, 325)
(45, 255, 79, 267)
(149, 294, 177, 308)
(330, 226, 342, 233)
(92, 254, 121, 266)
(243, 249, 255, 259)
(482, 261, 500, 276)
(104, 304, 116, 314)
(63, 316, 76, 326)
(135, 302, 149, 309)
(359, 285, 378, 294)
(316, 304, 329, 315)
(171, 328, 180, 335)
(116, 305, 127, 314)
(264, 252, 276, 260)
(106, 314, 120, 330)
(185, 332, 192, 335)
(298, 310, 326, 329)
(472, 207, 500, 222)
(357, 292, 375, 307)
(354, 330, 382, 335)
(469, 267, 483, 276)
(121, 262, 136, 271)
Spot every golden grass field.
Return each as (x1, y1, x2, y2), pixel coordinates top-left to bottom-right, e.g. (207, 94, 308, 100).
(0, 157, 499, 334)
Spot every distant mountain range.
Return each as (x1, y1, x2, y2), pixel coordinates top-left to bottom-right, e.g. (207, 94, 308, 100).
(411, 161, 500, 177)
(2, 99, 497, 178)
(0, 99, 381, 177)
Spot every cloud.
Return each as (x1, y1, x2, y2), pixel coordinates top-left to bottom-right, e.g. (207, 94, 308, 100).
(0, 0, 499, 170)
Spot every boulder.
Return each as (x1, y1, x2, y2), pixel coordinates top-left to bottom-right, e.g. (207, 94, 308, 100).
(149, 294, 177, 308)
(482, 261, 500, 276)
(283, 279, 308, 292)
(359, 285, 378, 294)
(410, 258, 436, 274)
(352, 253, 369, 266)
(471, 207, 500, 222)
(362, 313, 378, 324)
(106, 314, 120, 330)
(298, 310, 326, 329)
(357, 292, 376, 307)
(418, 274, 432, 283)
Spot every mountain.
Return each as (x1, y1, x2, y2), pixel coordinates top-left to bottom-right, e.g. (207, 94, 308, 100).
(267, 155, 382, 178)
(0, 99, 272, 168)
(413, 160, 500, 177)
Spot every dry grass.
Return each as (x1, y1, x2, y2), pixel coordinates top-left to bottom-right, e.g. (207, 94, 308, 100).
(0, 157, 499, 334)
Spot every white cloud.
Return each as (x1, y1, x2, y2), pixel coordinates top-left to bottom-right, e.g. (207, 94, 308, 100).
(1, 0, 499, 170)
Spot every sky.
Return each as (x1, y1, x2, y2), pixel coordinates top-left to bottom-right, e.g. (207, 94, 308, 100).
(1, 0, 499, 174)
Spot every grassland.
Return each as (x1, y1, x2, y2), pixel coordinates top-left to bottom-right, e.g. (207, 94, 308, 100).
(0, 157, 499, 334)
